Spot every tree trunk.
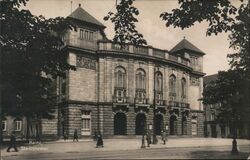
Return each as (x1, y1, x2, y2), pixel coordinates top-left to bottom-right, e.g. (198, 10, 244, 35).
(26, 117, 30, 141)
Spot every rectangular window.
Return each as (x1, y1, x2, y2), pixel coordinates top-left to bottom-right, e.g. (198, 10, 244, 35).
(192, 122, 197, 135)
(89, 32, 93, 40)
(84, 30, 88, 39)
(2, 120, 6, 131)
(15, 121, 22, 131)
(81, 111, 91, 135)
(80, 29, 84, 39)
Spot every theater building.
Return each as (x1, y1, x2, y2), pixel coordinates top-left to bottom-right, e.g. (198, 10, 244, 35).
(2, 5, 206, 139)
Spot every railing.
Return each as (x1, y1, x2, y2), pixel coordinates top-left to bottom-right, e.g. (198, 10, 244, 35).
(98, 41, 191, 68)
(133, 46, 148, 55)
(111, 43, 129, 51)
(169, 101, 190, 108)
(64, 38, 98, 50)
(113, 96, 128, 103)
(153, 49, 165, 58)
(169, 54, 178, 62)
(155, 99, 167, 106)
(134, 97, 149, 104)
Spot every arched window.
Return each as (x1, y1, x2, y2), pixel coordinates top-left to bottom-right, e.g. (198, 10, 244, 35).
(136, 69, 146, 90)
(181, 78, 187, 98)
(135, 69, 146, 103)
(114, 67, 127, 103)
(155, 72, 163, 92)
(169, 75, 176, 97)
(155, 72, 163, 101)
(115, 67, 126, 88)
(2, 117, 7, 131)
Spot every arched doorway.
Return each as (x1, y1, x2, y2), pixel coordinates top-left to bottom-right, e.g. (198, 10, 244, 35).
(154, 114, 163, 135)
(135, 113, 146, 135)
(182, 116, 187, 135)
(170, 115, 177, 135)
(114, 112, 127, 135)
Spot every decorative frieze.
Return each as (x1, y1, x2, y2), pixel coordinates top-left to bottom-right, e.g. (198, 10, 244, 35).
(76, 55, 96, 70)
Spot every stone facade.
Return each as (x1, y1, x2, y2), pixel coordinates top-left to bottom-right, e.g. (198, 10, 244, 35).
(2, 6, 206, 140)
(42, 6, 206, 139)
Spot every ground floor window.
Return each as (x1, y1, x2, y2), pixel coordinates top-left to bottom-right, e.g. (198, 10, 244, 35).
(81, 111, 91, 135)
(15, 120, 22, 131)
(2, 120, 6, 131)
(191, 117, 197, 135)
(170, 115, 177, 135)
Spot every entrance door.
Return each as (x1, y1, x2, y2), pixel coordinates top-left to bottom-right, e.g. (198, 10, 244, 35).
(211, 124, 217, 137)
(135, 113, 146, 135)
(114, 112, 127, 135)
(170, 115, 177, 135)
(154, 114, 163, 135)
(182, 116, 187, 135)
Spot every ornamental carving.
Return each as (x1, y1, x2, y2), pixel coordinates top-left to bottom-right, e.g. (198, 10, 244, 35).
(190, 76, 200, 86)
(76, 55, 96, 70)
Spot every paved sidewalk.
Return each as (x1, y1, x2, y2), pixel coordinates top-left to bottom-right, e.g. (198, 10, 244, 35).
(1, 138, 250, 157)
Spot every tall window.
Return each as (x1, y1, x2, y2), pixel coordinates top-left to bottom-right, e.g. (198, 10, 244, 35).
(169, 75, 176, 98)
(80, 29, 94, 40)
(155, 72, 163, 100)
(136, 69, 146, 90)
(136, 69, 146, 103)
(115, 67, 126, 88)
(181, 78, 187, 98)
(81, 111, 91, 135)
(14, 119, 22, 131)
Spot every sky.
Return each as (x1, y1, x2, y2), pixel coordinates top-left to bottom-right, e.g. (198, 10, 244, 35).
(23, 0, 235, 75)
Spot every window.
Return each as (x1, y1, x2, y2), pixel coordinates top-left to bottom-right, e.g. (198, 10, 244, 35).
(114, 67, 127, 102)
(155, 72, 163, 101)
(169, 75, 176, 97)
(15, 120, 22, 131)
(2, 120, 6, 131)
(136, 69, 146, 90)
(80, 29, 94, 41)
(211, 113, 215, 121)
(81, 111, 91, 133)
(80, 29, 84, 39)
(191, 117, 197, 135)
(181, 78, 187, 98)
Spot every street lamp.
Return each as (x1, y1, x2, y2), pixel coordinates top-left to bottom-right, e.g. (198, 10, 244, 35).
(231, 93, 240, 155)
(152, 65, 160, 144)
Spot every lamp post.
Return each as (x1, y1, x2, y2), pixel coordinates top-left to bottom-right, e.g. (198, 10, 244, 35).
(152, 65, 159, 144)
(231, 93, 240, 155)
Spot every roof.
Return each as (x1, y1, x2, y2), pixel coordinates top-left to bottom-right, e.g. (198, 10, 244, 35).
(204, 74, 218, 84)
(68, 5, 105, 28)
(170, 38, 205, 55)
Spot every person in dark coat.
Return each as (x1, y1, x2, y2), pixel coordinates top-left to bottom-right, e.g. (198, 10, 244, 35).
(63, 131, 68, 141)
(7, 132, 18, 152)
(146, 131, 151, 147)
(96, 132, 103, 148)
(73, 129, 78, 142)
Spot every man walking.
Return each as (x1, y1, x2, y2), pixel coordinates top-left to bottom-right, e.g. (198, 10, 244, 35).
(73, 129, 78, 142)
(7, 132, 18, 152)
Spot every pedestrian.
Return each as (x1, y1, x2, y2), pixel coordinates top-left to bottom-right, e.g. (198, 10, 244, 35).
(146, 131, 151, 147)
(63, 131, 68, 141)
(96, 132, 103, 148)
(93, 130, 97, 141)
(73, 129, 78, 142)
(7, 132, 18, 152)
(161, 130, 166, 145)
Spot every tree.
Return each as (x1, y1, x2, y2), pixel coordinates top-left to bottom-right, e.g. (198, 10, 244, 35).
(160, 0, 249, 75)
(203, 70, 249, 128)
(0, 0, 75, 140)
(104, 0, 147, 46)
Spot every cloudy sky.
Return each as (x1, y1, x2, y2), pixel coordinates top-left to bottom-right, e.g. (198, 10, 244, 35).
(23, 0, 235, 75)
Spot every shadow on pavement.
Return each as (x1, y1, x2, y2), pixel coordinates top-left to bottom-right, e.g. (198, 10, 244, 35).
(190, 150, 249, 159)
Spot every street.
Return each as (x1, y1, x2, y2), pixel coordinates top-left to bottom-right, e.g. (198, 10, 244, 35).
(1, 138, 250, 159)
